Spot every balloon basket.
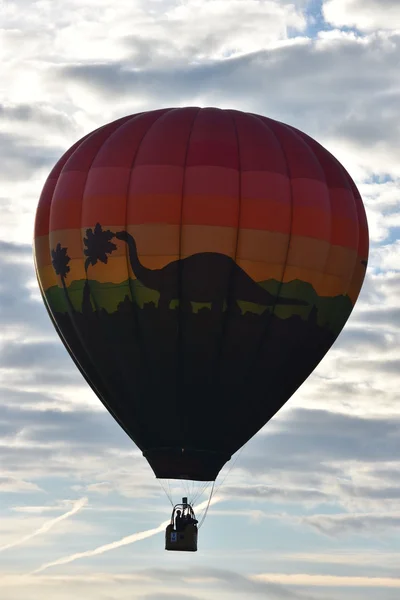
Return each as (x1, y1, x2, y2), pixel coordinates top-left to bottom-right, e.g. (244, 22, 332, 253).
(165, 523, 198, 552)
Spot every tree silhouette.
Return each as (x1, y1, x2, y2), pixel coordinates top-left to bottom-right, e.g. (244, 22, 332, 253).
(82, 223, 117, 313)
(51, 243, 74, 313)
(308, 304, 318, 326)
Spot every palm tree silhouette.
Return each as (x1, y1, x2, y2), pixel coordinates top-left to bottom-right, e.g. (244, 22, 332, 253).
(82, 223, 117, 313)
(51, 243, 74, 313)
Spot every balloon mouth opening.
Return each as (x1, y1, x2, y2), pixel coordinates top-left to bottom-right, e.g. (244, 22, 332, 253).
(143, 447, 231, 481)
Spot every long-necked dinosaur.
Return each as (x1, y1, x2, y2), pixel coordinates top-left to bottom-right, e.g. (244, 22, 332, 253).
(115, 230, 307, 312)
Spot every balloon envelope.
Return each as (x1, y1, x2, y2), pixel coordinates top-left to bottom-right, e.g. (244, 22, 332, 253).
(34, 107, 369, 481)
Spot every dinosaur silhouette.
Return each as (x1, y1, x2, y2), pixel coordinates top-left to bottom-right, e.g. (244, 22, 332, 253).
(115, 230, 307, 313)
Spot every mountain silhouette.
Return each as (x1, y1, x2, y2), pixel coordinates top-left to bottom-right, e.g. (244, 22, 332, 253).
(115, 230, 307, 312)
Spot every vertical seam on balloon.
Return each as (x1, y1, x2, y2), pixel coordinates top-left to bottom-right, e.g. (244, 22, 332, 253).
(120, 109, 174, 441)
(211, 109, 242, 400)
(300, 132, 362, 331)
(78, 119, 135, 312)
(77, 116, 140, 423)
(280, 130, 335, 377)
(250, 114, 294, 332)
(301, 132, 334, 312)
(176, 107, 202, 449)
(228, 110, 242, 316)
(251, 117, 337, 393)
(123, 113, 172, 305)
(302, 140, 366, 373)
(258, 116, 294, 317)
(343, 169, 365, 300)
(50, 117, 134, 440)
(308, 138, 353, 344)
(341, 170, 364, 304)
(234, 113, 294, 426)
(38, 138, 108, 412)
(78, 112, 169, 441)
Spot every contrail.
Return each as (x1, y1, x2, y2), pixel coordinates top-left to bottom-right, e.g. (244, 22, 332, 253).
(31, 495, 221, 575)
(0, 497, 88, 553)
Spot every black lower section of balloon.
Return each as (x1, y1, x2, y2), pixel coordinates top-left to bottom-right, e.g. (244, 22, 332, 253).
(143, 447, 231, 481)
(52, 298, 337, 480)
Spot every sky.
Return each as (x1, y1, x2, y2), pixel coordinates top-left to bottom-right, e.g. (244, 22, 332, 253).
(1, 0, 400, 598)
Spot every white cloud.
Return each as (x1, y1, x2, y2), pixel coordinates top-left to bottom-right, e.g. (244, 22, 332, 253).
(0, 569, 324, 600)
(303, 511, 400, 536)
(85, 482, 115, 496)
(0, 476, 42, 493)
(2, 0, 306, 66)
(0, 498, 88, 553)
(323, 0, 400, 31)
(370, 240, 400, 271)
(255, 572, 400, 587)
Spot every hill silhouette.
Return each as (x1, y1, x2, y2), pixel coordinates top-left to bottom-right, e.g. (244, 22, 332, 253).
(45, 276, 352, 336)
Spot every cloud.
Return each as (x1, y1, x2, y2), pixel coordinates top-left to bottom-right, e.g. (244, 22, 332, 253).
(323, 0, 400, 31)
(340, 482, 400, 500)
(0, 340, 74, 370)
(0, 251, 49, 335)
(222, 485, 330, 505)
(142, 567, 318, 600)
(0, 404, 157, 500)
(370, 240, 400, 271)
(0, 569, 324, 600)
(0, 131, 63, 180)
(0, 497, 88, 553)
(254, 572, 400, 588)
(342, 358, 400, 376)
(358, 179, 400, 244)
(0, 240, 32, 259)
(12, 501, 86, 514)
(0, 102, 75, 133)
(334, 327, 391, 350)
(0, 476, 41, 493)
(351, 309, 400, 328)
(220, 407, 400, 521)
(302, 512, 400, 537)
(246, 408, 400, 465)
(143, 595, 206, 600)
(30, 519, 169, 575)
(2, 0, 305, 65)
(85, 482, 115, 496)
(278, 549, 400, 568)
(369, 466, 400, 484)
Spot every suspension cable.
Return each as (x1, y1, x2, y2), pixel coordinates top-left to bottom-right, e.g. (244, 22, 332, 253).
(192, 481, 210, 506)
(197, 481, 215, 529)
(159, 446, 244, 516)
(194, 449, 244, 527)
(213, 447, 244, 496)
(158, 480, 174, 507)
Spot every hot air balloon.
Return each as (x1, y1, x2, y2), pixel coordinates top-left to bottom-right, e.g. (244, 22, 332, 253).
(34, 107, 368, 552)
